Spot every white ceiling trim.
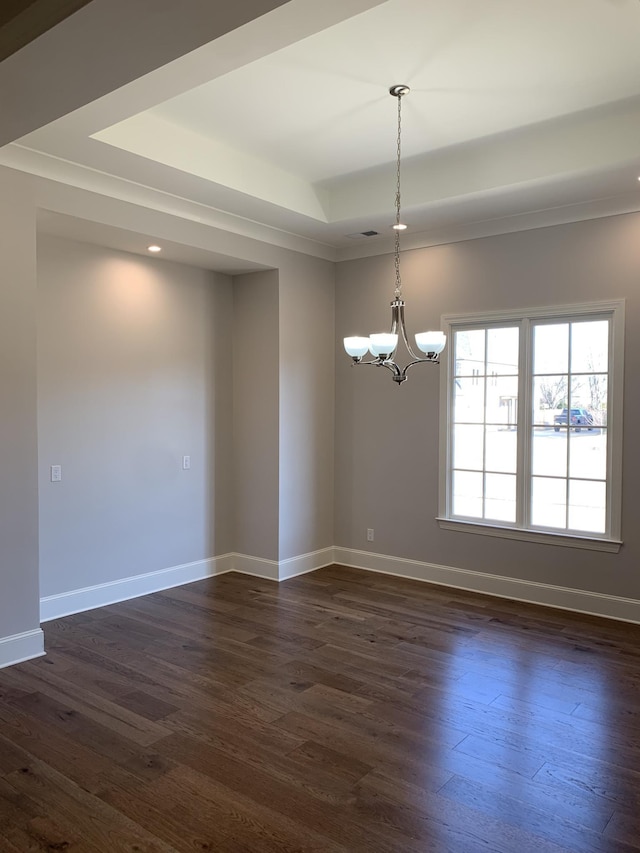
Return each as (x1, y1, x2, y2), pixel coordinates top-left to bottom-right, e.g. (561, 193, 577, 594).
(93, 113, 329, 222)
(1, 144, 337, 261)
(5, 140, 640, 270)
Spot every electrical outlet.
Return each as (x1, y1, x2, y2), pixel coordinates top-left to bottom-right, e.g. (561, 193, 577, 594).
(367, 528, 374, 541)
(182, 455, 191, 470)
(50, 464, 62, 482)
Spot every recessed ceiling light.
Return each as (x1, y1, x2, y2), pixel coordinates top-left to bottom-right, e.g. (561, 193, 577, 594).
(147, 244, 162, 253)
(392, 223, 407, 231)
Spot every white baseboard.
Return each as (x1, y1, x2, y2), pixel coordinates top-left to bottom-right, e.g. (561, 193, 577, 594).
(40, 555, 233, 622)
(38, 545, 639, 629)
(24, 548, 304, 665)
(333, 547, 640, 624)
(232, 553, 279, 581)
(37, 548, 335, 624)
(0, 628, 45, 669)
(278, 547, 335, 580)
(231, 547, 335, 581)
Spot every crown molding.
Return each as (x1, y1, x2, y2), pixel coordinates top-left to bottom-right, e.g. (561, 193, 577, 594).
(1, 144, 338, 262)
(4, 142, 640, 266)
(336, 193, 640, 261)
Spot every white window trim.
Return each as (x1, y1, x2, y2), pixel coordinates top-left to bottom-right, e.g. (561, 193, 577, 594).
(438, 299, 624, 552)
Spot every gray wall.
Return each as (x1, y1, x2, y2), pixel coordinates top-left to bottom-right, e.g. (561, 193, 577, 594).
(0, 166, 337, 655)
(9, 161, 640, 653)
(232, 270, 280, 562)
(278, 255, 335, 561)
(335, 212, 640, 600)
(37, 236, 234, 597)
(232, 257, 337, 565)
(37, 240, 336, 598)
(0, 169, 40, 639)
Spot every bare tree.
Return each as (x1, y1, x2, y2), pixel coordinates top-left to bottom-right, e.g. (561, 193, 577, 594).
(538, 376, 567, 411)
(584, 351, 607, 425)
(587, 374, 607, 424)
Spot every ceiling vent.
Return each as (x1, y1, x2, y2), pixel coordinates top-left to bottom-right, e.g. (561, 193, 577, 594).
(345, 230, 379, 239)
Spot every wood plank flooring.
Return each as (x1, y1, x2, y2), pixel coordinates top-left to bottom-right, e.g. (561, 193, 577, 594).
(1, 565, 640, 852)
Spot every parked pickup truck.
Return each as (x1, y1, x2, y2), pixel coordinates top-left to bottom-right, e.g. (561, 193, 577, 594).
(553, 408, 594, 431)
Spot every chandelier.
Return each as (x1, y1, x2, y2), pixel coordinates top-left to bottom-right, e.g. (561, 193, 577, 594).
(343, 85, 446, 385)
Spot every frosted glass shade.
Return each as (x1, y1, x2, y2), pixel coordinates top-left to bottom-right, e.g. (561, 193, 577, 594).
(369, 333, 398, 357)
(344, 336, 370, 358)
(415, 331, 446, 355)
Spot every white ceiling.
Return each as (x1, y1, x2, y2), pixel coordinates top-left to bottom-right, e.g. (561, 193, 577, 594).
(151, 0, 640, 180)
(3, 0, 640, 266)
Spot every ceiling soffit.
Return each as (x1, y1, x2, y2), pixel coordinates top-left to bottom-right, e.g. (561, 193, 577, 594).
(3, 0, 640, 258)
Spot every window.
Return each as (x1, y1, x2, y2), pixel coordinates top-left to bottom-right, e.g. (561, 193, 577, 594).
(438, 301, 624, 552)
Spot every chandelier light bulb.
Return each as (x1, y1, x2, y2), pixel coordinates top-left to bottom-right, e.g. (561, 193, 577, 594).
(344, 336, 370, 359)
(415, 331, 447, 355)
(369, 333, 398, 358)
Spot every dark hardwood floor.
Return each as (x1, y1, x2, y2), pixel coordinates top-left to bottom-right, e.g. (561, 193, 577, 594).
(1, 565, 640, 852)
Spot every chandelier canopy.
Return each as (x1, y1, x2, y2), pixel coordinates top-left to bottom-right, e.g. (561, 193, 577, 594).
(343, 85, 446, 385)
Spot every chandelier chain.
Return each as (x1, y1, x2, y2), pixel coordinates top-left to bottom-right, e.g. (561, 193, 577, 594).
(394, 91, 402, 298)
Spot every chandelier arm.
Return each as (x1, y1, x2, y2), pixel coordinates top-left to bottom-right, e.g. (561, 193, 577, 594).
(399, 323, 421, 361)
(396, 302, 422, 361)
(389, 297, 421, 360)
(353, 358, 403, 379)
(399, 356, 441, 378)
(349, 356, 392, 367)
(389, 299, 400, 334)
(381, 360, 402, 378)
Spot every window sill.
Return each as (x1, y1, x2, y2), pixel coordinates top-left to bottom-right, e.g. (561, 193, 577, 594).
(436, 518, 622, 553)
